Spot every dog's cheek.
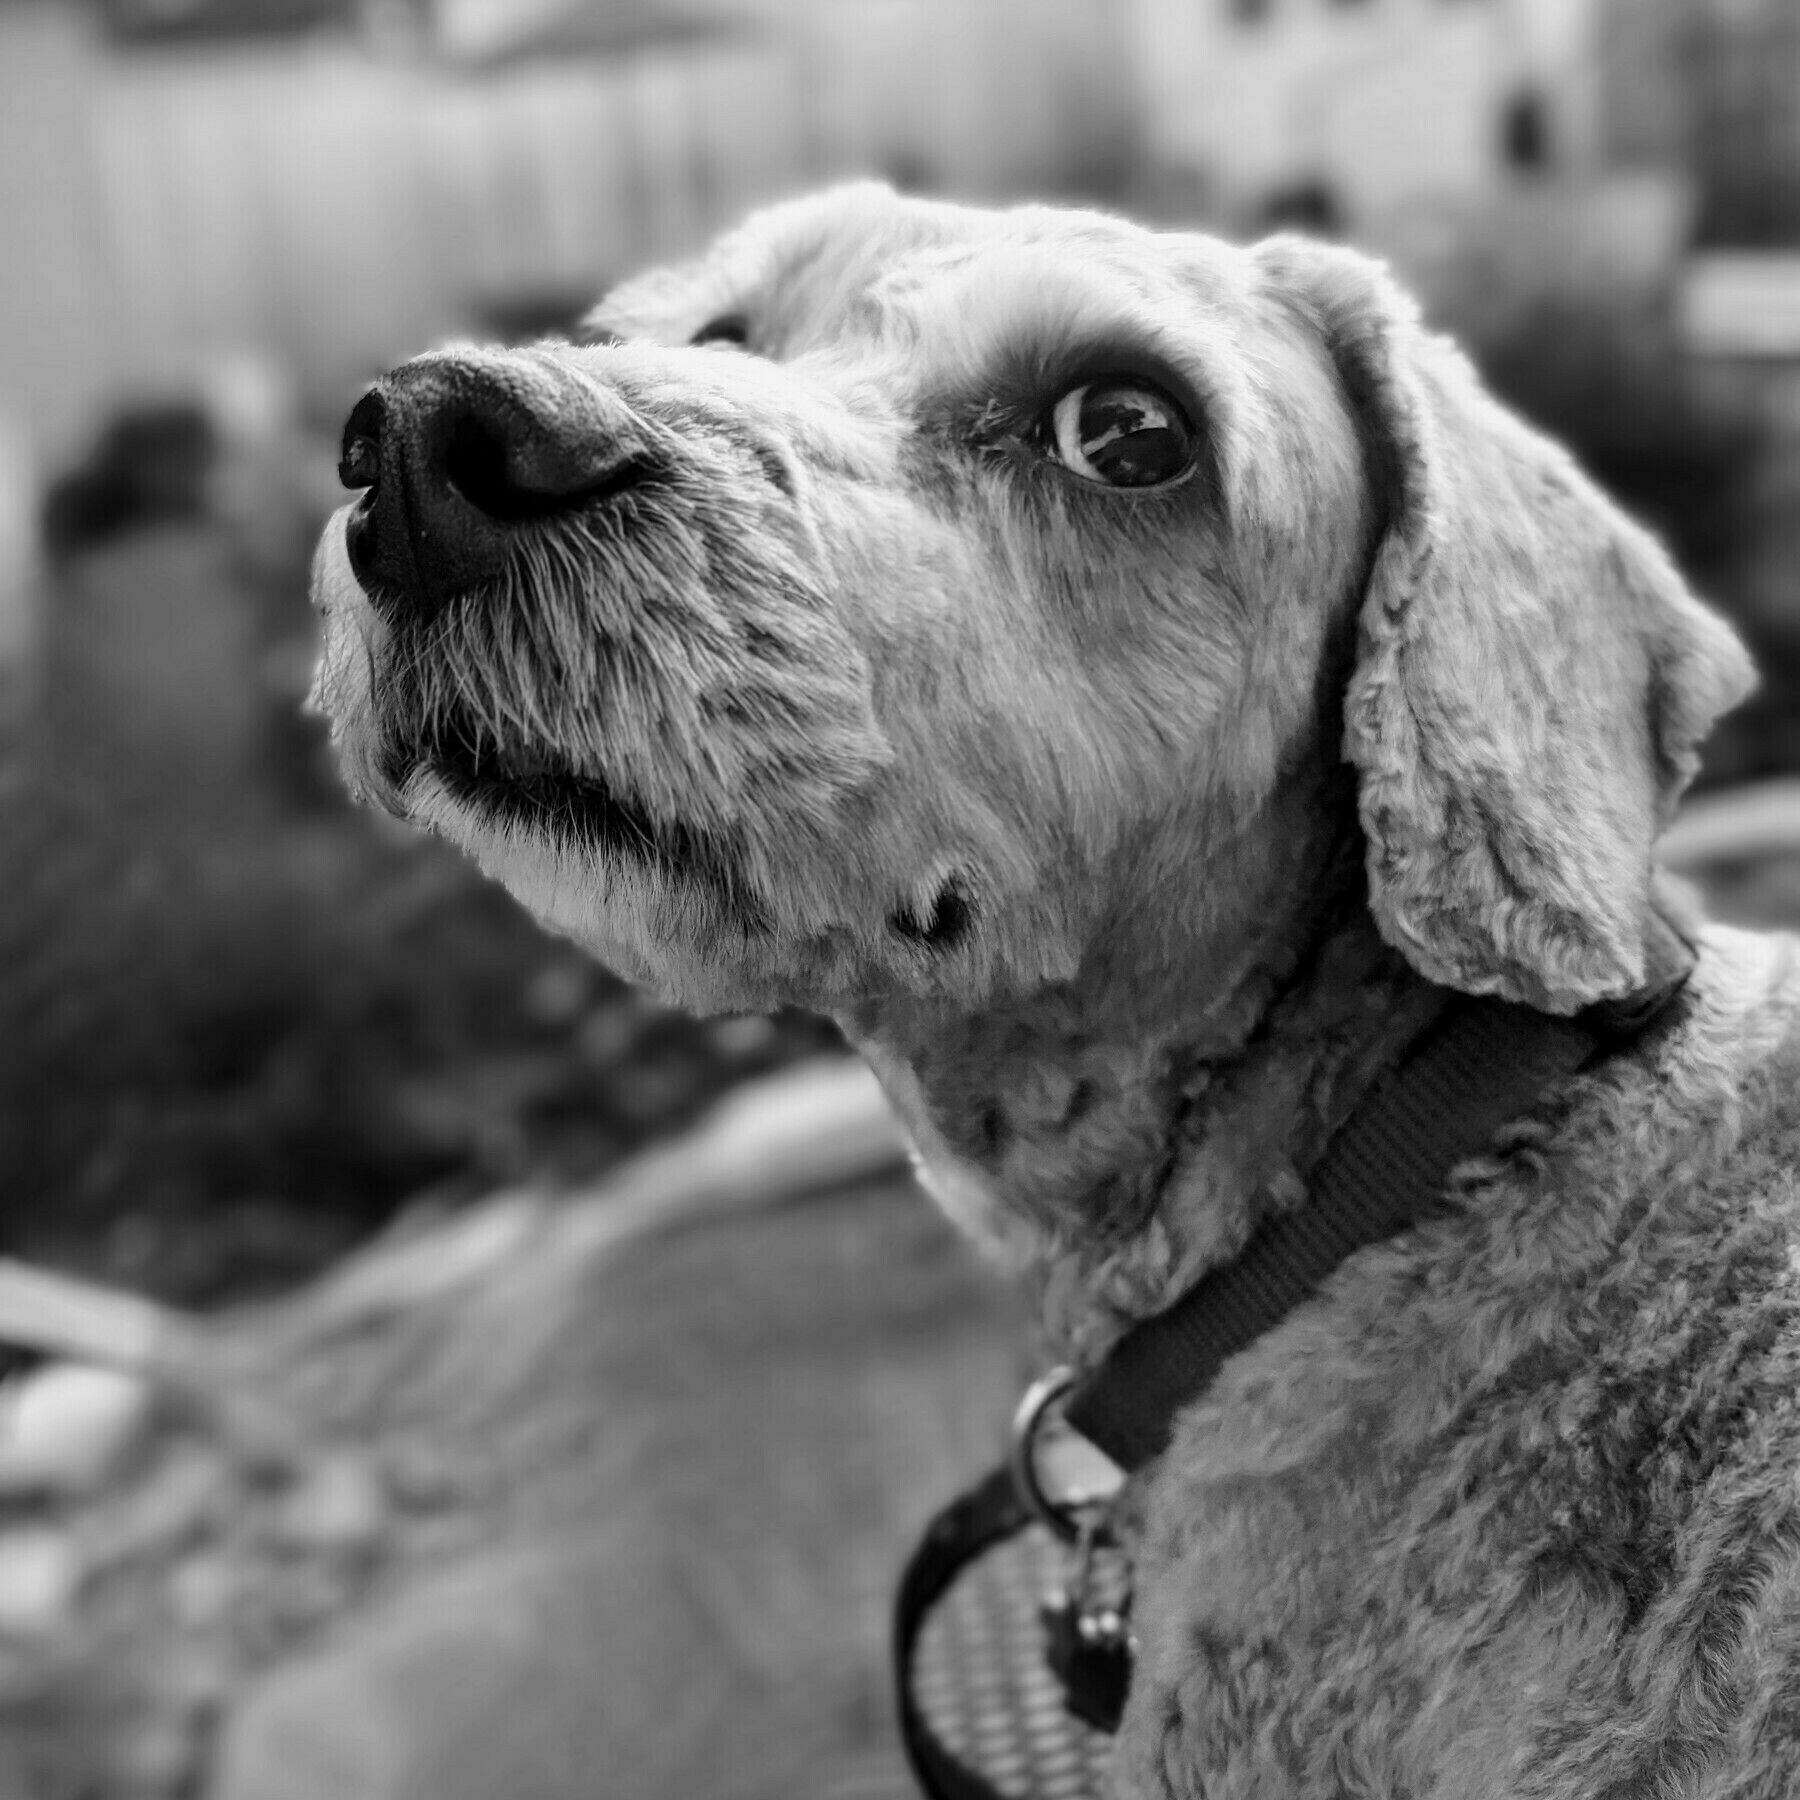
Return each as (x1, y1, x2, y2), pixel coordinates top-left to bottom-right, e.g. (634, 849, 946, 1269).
(611, 485, 893, 837)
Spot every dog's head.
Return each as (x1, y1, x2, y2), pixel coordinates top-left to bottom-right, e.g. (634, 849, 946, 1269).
(312, 184, 1752, 1021)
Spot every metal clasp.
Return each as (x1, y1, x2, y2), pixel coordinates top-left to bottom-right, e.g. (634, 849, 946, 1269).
(1037, 1487, 1136, 1731)
(1009, 1365, 1126, 1544)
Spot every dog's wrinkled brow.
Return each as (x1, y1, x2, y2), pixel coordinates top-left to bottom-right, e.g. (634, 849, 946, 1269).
(581, 214, 839, 352)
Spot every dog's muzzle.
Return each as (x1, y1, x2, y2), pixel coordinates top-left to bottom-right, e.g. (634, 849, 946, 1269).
(338, 353, 652, 614)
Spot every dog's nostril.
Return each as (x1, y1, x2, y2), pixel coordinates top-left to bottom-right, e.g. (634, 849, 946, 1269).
(339, 437, 379, 492)
(339, 389, 385, 492)
(441, 412, 515, 517)
(440, 407, 649, 524)
(342, 359, 653, 611)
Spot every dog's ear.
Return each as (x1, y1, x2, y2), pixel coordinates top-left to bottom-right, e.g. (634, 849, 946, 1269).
(1259, 238, 1755, 1013)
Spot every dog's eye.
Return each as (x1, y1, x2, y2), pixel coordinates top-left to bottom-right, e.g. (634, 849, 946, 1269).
(691, 315, 750, 349)
(1049, 380, 1193, 487)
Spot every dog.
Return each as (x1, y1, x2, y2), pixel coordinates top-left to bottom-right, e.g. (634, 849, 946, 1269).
(311, 185, 1800, 1797)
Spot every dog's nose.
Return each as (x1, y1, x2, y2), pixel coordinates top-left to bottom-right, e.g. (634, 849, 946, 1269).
(338, 356, 646, 612)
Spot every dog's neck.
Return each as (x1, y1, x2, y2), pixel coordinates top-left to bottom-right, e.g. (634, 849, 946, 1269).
(844, 774, 1448, 1360)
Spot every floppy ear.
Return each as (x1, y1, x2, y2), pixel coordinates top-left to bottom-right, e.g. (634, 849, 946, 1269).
(1260, 239, 1756, 1013)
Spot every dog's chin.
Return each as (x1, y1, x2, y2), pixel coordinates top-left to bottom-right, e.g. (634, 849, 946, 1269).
(398, 762, 778, 1011)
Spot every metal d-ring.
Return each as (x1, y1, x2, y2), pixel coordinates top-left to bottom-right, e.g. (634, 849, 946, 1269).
(1010, 1364, 1123, 1544)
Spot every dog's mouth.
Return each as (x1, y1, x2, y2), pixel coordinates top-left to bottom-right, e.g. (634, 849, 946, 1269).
(416, 711, 711, 874)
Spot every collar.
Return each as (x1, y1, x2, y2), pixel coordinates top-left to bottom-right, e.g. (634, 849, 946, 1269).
(1017, 887, 1700, 1514)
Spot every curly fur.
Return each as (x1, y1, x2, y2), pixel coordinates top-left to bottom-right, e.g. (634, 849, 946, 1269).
(1119, 932, 1800, 1800)
(310, 185, 1799, 1797)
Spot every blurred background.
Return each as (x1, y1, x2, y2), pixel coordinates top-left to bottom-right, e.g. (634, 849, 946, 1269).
(0, 1, 1797, 1796)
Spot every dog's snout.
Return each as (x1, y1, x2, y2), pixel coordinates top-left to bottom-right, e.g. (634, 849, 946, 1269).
(340, 357, 649, 614)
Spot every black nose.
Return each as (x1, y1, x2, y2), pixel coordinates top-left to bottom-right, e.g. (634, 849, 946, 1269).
(338, 356, 648, 613)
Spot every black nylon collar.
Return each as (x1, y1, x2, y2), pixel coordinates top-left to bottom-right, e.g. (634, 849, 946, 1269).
(1060, 895, 1701, 1474)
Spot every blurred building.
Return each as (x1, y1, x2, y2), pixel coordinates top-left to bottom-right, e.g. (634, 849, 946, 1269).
(1129, 0, 1584, 231)
(1128, 0, 1800, 247)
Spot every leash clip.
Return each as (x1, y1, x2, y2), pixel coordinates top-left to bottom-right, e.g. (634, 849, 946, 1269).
(1010, 1365, 1126, 1544)
(1039, 1513, 1135, 1733)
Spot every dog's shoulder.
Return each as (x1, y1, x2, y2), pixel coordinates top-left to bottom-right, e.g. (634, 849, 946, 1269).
(1120, 924, 1800, 1800)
